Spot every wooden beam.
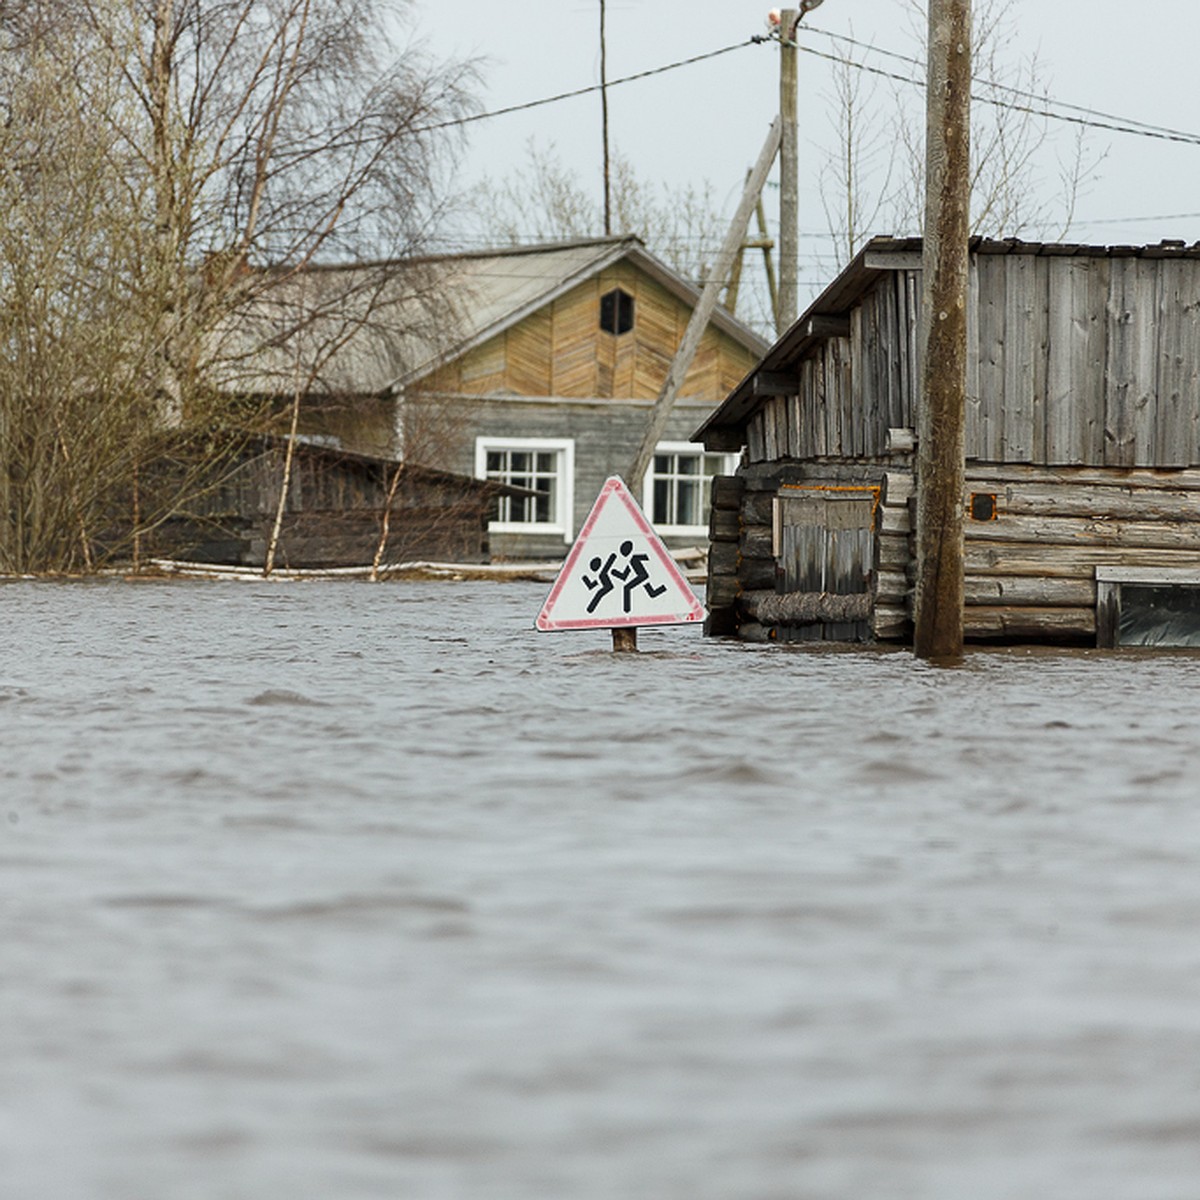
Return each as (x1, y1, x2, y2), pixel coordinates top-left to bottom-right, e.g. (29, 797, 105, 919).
(751, 370, 799, 397)
(627, 118, 781, 487)
(864, 250, 925, 272)
(778, 9, 799, 332)
(804, 315, 852, 338)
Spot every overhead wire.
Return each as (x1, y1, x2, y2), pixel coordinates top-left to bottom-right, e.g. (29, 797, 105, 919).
(809, 27, 1200, 144)
(417, 27, 1200, 152)
(779, 33, 1200, 148)
(414, 40, 758, 134)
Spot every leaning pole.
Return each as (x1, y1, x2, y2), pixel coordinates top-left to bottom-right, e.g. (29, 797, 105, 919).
(914, 0, 971, 661)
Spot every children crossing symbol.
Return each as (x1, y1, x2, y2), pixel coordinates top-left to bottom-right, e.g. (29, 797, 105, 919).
(536, 477, 704, 632)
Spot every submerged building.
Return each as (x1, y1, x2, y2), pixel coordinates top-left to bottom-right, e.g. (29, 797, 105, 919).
(695, 237, 1200, 648)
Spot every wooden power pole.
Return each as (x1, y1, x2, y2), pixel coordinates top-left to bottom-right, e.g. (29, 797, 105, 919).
(914, 0, 971, 661)
(600, 0, 612, 236)
(777, 8, 799, 333)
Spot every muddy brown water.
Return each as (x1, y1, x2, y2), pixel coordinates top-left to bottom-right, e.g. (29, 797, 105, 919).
(3, 578, 1200, 1199)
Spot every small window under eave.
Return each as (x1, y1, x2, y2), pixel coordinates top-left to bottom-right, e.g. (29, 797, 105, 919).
(600, 288, 634, 336)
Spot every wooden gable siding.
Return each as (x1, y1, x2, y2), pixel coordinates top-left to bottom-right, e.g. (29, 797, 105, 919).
(743, 252, 1200, 470)
(419, 260, 758, 402)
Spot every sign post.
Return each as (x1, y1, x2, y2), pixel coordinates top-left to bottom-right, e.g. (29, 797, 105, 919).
(535, 477, 704, 651)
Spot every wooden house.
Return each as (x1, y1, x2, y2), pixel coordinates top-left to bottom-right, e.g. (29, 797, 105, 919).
(695, 237, 1200, 648)
(222, 237, 768, 561)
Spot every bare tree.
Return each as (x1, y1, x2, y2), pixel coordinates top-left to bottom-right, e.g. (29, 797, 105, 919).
(472, 139, 728, 287)
(817, 0, 1103, 258)
(0, 0, 474, 573)
(0, 15, 161, 573)
(72, 0, 474, 415)
(818, 30, 899, 269)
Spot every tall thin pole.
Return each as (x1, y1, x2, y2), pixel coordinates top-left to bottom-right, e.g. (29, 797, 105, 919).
(777, 8, 799, 333)
(600, 0, 612, 236)
(913, 0, 971, 661)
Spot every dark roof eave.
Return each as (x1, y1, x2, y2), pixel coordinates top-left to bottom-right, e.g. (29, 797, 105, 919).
(693, 237, 915, 445)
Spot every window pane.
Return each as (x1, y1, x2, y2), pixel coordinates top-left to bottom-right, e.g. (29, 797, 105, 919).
(481, 444, 563, 527)
(677, 479, 700, 527)
(653, 478, 670, 525)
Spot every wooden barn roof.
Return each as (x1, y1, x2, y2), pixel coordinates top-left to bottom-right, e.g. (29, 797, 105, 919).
(215, 237, 767, 398)
(694, 235, 1200, 447)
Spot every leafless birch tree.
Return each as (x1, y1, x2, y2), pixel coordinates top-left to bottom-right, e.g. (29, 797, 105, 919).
(0, 0, 473, 573)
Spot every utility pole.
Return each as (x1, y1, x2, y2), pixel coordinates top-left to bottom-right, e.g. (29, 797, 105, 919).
(913, 0, 971, 661)
(600, 0, 612, 236)
(776, 1, 823, 335)
(777, 8, 799, 334)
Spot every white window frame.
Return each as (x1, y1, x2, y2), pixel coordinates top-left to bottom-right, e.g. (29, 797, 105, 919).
(641, 442, 739, 537)
(475, 436, 575, 543)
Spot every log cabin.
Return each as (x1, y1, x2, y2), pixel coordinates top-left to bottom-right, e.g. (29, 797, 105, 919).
(695, 237, 1200, 648)
(147, 435, 518, 569)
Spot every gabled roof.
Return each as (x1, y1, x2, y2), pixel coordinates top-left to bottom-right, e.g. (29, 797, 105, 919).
(216, 236, 768, 398)
(694, 234, 1200, 447)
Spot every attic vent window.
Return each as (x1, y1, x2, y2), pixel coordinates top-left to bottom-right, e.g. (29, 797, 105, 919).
(600, 288, 634, 335)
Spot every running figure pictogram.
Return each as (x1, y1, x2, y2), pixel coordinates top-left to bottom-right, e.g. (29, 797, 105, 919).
(582, 553, 618, 613)
(610, 540, 667, 613)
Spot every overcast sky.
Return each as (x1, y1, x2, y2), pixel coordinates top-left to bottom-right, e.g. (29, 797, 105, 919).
(407, 1, 1200, 308)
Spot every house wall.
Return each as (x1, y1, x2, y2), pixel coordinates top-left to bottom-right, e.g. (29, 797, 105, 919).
(420, 262, 759, 404)
(155, 446, 491, 568)
(408, 258, 761, 562)
(741, 250, 1200, 472)
(708, 456, 1200, 646)
(407, 392, 716, 560)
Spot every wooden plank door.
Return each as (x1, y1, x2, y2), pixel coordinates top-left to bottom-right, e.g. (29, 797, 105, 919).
(775, 490, 876, 641)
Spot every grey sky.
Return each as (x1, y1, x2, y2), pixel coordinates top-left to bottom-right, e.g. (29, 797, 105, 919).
(411, 1, 1200, 303)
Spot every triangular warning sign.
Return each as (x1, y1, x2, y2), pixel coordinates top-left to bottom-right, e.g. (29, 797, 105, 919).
(536, 476, 704, 632)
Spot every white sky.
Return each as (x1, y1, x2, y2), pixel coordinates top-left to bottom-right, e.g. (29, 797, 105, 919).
(407, 1, 1200, 310)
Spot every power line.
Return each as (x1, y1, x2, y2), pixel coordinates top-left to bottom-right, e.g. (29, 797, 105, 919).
(424, 26, 1200, 153)
(1070, 211, 1200, 228)
(415, 40, 757, 134)
(809, 27, 1200, 144)
(782, 31, 1200, 148)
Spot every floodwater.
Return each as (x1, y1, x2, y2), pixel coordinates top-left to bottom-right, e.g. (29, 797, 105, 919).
(4, 578, 1200, 1200)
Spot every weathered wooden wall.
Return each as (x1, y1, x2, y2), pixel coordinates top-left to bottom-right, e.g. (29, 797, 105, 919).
(156, 447, 491, 568)
(875, 464, 1200, 642)
(706, 459, 1200, 646)
(741, 247, 1200, 472)
(744, 269, 919, 466)
(706, 462, 905, 644)
(958, 464, 1200, 640)
(706, 243, 1200, 646)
